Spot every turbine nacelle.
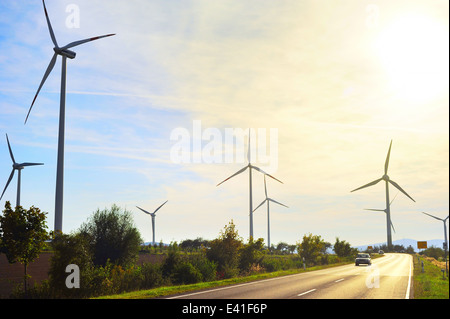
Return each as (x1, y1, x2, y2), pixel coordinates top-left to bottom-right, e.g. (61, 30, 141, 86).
(12, 164, 24, 170)
(382, 174, 389, 182)
(54, 47, 76, 59)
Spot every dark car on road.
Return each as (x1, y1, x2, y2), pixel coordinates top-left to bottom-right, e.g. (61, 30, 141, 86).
(355, 253, 371, 266)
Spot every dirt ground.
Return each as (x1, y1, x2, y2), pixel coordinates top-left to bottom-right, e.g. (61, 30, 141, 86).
(0, 252, 165, 298)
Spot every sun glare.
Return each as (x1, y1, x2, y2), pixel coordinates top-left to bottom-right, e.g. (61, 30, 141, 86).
(374, 13, 449, 103)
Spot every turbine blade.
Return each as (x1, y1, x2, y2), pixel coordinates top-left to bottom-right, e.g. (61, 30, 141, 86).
(351, 178, 382, 192)
(391, 220, 396, 233)
(25, 52, 58, 124)
(390, 191, 399, 206)
(252, 199, 267, 213)
(264, 175, 267, 198)
(216, 166, 248, 186)
(268, 198, 288, 208)
(388, 179, 415, 202)
(364, 208, 385, 212)
(42, 0, 58, 47)
(136, 206, 152, 215)
(20, 163, 44, 167)
(5, 134, 16, 164)
(153, 200, 168, 214)
(0, 169, 15, 201)
(385, 140, 392, 175)
(421, 211, 444, 221)
(62, 34, 116, 50)
(445, 216, 449, 222)
(251, 165, 283, 184)
(247, 131, 251, 163)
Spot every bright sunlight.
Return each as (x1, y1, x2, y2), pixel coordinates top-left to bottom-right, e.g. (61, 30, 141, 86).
(374, 13, 449, 103)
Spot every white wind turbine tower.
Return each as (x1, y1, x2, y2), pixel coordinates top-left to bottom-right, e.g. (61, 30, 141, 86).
(217, 131, 282, 239)
(351, 140, 415, 249)
(421, 212, 449, 275)
(364, 192, 399, 236)
(136, 200, 168, 245)
(25, 0, 115, 232)
(253, 175, 288, 249)
(0, 134, 43, 208)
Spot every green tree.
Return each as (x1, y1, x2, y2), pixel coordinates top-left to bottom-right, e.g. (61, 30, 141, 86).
(78, 204, 142, 267)
(297, 233, 326, 265)
(47, 232, 94, 298)
(0, 201, 49, 294)
(239, 237, 266, 272)
(333, 237, 353, 258)
(206, 220, 243, 278)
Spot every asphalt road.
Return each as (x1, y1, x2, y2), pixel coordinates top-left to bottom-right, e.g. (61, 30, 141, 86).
(166, 253, 413, 299)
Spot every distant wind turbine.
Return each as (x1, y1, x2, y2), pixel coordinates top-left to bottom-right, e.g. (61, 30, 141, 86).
(25, 0, 115, 232)
(364, 192, 399, 234)
(421, 212, 449, 274)
(351, 140, 415, 248)
(0, 134, 43, 208)
(136, 200, 168, 245)
(253, 175, 288, 249)
(217, 131, 283, 239)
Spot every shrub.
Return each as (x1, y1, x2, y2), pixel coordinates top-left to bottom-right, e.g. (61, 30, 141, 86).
(173, 262, 203, 284)
(162, 242, 183, 281)
(297, 233, 326, 266)
(206, 220, 243, 277)
(140, 262, 165, 289)
(189, 254, 217, 282)
(78, 204, 142, 268)
(239, 237, 266, 273)
(47, 232, 95, 298)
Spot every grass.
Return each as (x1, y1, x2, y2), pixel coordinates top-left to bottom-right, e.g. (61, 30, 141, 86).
(413, 254, 449, 299)
(94, 260, 355, 299)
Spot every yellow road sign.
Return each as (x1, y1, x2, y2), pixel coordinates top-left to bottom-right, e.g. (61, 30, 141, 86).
(417, 241, 427, 249)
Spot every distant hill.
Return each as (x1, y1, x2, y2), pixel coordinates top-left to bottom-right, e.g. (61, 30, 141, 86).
(354, 238, 447, 252)
(143, 242, 170, 247)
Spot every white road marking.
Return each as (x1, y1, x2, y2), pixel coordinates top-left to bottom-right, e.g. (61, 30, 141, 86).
(334, 278, 344, 283)
(405, 255, 412, 299)
(297, 289, 316, 297)
(166, 271, 310, 299)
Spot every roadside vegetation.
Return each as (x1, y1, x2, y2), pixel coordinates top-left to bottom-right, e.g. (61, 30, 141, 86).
(2, 202, 444, 299)
(413, 252, 449, 299)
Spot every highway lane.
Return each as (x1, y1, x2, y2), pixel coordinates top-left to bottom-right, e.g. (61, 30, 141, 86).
(166, 253, 413, 299)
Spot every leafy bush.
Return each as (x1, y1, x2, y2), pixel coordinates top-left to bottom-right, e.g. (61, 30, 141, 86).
(161, 242, 183, 281)
(172, 262, 203, 284)
(47, 232, 95, 298)
(206, 220, 243, 278)
(238, 237, 266, 273)
(140, 262, 166, 289)
(189, 254, 217, 282)
(78, 204, 142, 267)
(297, 233, 327, 265)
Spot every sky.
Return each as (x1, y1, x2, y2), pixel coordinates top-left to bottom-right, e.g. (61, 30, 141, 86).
(0, 0, 448, 248)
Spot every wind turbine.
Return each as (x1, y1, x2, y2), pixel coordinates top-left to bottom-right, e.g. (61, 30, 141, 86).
(217, 131, 282, 239)
(351, 140, 415, 248)
(421, 212, 449, 275)
(136, 200, 168, 245)
(253, 175, 288, 249)
(364, 192, 399, 235)
(25, 0, 115, 232)
(0, 134, 43, 208)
